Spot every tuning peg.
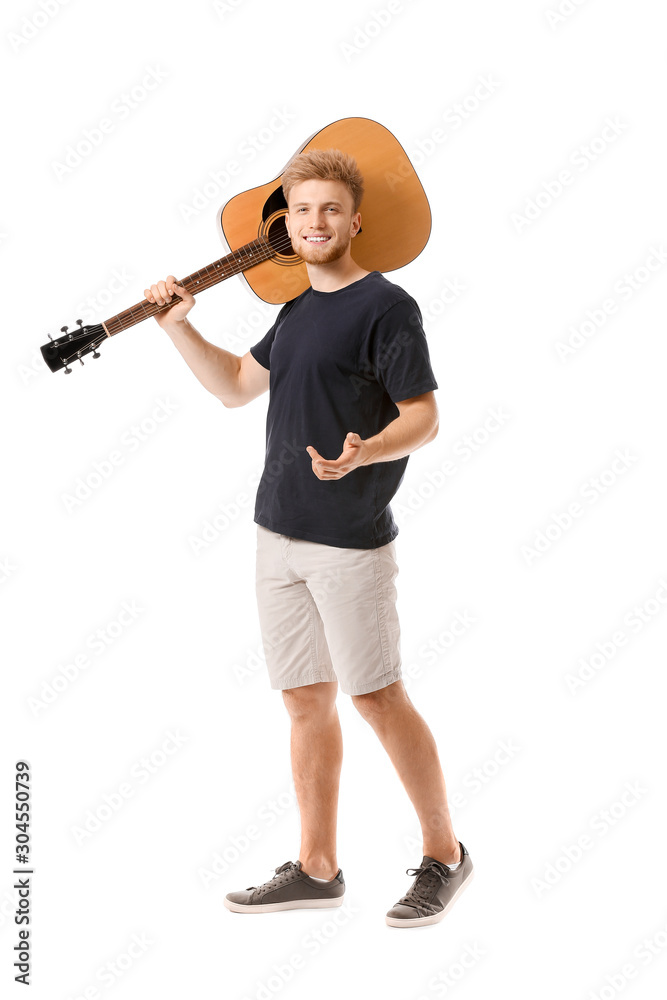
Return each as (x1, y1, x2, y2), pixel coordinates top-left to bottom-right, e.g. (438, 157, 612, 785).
(64, 364, 72, 374)
(76, 318, 83, 327)
(92, 349, 100, 358)
(60, 325, 68, 333)
(48, 334, 54, 341)
(79, 358, 84, 366)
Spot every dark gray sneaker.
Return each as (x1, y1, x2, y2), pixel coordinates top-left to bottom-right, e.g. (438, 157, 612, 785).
(386, 842, 474, 927)
(224, 860, 345, 913)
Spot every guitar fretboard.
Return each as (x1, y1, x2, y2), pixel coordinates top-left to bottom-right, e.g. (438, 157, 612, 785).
(102, 236, 276, 337)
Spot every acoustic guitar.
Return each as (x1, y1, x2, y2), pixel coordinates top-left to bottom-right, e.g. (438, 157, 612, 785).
(40, 116, 431, 374)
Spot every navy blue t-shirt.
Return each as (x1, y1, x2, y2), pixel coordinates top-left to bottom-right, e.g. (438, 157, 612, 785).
(249, 270, 438, 549)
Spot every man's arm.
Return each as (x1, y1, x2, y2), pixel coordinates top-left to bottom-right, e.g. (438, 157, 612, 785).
(145, 276, 270, 407)
(163, 316, 270, 407)
(306, 391, 438, 480)
(363, 391, 439, 463)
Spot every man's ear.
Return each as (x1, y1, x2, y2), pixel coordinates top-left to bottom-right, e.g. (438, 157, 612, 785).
(351, 212, 361, 237)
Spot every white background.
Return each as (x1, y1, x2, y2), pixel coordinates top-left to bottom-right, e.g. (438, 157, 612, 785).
(2, 0, 666, 998)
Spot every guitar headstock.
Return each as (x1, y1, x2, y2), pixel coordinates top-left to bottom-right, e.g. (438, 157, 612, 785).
(40, 320, 107, 373)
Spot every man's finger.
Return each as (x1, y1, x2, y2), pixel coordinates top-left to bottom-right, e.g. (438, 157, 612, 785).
(308, 446, 339, 468)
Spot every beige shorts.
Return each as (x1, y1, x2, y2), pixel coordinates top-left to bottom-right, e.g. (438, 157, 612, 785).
(255, 524, 402, 695)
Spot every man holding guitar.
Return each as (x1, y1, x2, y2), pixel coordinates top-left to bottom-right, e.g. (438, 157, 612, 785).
(144, 148, 473, 927)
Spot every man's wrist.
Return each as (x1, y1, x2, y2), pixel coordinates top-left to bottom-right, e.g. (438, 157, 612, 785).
(362, 434, 385, 465)
(162, 316, 190, 336)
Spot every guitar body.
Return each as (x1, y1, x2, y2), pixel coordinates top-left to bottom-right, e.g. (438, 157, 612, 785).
(41, 116, 431, 372)
(217, 116, 431, 304)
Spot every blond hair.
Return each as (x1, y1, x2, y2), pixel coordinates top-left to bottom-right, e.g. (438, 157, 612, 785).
(282, 148, 364, 213)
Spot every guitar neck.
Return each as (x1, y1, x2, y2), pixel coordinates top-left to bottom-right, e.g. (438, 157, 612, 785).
(102, 236, 275, 337)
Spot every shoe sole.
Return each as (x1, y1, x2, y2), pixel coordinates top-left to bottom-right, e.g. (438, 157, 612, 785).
(385, 868, 475, 927)
(224, 895, 345, 913)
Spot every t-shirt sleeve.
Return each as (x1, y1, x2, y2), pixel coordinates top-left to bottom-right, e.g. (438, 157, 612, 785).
(249, 300, 293, 370)
(368, 297, 438, 403)
(249, 322, 276, 371)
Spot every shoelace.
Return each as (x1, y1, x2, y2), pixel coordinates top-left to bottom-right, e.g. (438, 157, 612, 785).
(249, 860, 301, 892)
(402, 860, 452, 905)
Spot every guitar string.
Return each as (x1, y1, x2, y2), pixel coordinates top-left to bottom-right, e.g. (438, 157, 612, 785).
(108, 235, 294, 329)
(59, 243, 282, 361)
(104, 228, 332, 334)
(56, 230, 341, 362)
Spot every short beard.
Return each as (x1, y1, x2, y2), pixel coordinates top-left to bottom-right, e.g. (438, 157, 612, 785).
(291, 233, 351, 265)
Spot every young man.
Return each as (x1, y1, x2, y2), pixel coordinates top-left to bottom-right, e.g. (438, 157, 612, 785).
(144, 149, 473, 927)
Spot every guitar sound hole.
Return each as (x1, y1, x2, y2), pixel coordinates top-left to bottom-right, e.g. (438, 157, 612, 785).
(266, 214, 300, 262)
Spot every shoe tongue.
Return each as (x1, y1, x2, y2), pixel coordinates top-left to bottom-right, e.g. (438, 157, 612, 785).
(421, 855, 453, 872)
(276, 860, 300, 874)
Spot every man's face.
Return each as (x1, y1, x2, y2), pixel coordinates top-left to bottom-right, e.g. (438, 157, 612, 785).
(284, 179, 361, 265)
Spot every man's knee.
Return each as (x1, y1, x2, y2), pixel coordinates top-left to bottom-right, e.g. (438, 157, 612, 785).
(282, 681, 338, 719)
(351, 679, 407, 717)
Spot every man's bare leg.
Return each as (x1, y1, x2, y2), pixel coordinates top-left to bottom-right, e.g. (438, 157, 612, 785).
(351, 680, 460, 865)
(281, 680, 342, 880)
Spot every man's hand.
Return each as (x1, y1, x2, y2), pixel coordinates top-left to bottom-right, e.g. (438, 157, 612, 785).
(306, 432, 373, 480)
(144, 276, 195, 329)
(306, 393, 439, 480)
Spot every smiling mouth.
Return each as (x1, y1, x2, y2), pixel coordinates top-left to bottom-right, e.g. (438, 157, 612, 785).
(304, 235, 331, 243)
